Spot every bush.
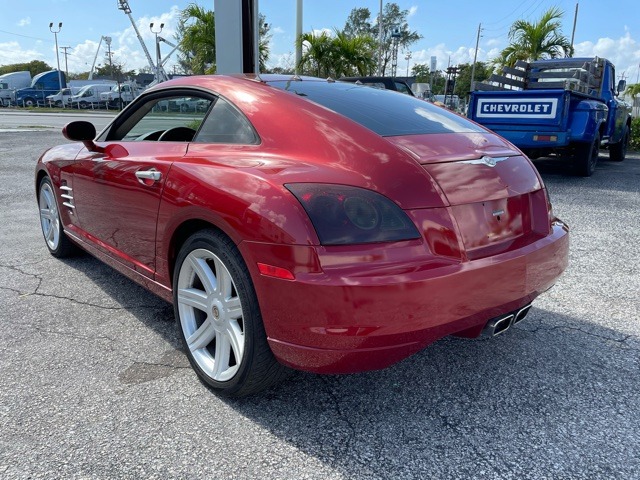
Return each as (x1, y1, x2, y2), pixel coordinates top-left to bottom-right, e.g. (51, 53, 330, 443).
(630, 117, 640, 151)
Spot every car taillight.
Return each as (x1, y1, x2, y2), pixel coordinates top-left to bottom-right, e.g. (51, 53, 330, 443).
(286, 183, 421, 245)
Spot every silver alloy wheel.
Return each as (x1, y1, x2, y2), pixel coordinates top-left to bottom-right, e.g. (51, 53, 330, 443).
(177, 248, 245, 382)
(39, 182, 60, 251)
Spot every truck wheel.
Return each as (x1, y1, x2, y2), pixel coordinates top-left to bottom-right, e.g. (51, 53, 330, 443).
(609, 125, 629, 162)
(23, 97, 36, 107)
(574, 133, 600, 177)
(79, 101, 88, 109)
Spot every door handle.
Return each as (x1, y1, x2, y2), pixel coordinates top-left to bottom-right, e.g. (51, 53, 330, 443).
(135, 168, 162, 184)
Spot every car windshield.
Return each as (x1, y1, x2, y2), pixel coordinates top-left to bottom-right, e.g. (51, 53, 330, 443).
(269, 80, 484, 136)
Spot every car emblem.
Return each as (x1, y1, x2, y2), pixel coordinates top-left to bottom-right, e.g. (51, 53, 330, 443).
(482, 156, 497, 167)
(459, 156, 510, 167)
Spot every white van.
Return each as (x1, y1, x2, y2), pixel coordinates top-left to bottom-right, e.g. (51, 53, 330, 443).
(46, 87, 80, 107)
(67, 84, 114, 109)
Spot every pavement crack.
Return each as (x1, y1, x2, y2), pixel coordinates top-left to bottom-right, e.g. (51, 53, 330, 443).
(519, 324, 639, 351)
(319, 376, 357, 455)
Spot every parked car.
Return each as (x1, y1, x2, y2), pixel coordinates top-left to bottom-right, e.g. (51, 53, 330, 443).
(35, 75, 569, 396)
(340, 76, 415, 96)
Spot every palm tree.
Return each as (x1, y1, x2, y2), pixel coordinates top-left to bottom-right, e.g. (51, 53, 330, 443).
(178, 5, 270, 74)
(298, 31, 335, 77)
(495, 7, 573, 68)
(331, 30, 377, 77)
(179, 4, 216, 74)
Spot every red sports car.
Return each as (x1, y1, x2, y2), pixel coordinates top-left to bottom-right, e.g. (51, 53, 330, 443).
(35, 75, 569, 396)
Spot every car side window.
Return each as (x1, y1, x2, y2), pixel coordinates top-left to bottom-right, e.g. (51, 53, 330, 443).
(114, 95, 212, 142)
(193, 97, 258, 144)
(394, 81, 411, 95)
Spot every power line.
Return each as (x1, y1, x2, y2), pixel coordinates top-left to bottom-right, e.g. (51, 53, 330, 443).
(0, 28, 47, 41)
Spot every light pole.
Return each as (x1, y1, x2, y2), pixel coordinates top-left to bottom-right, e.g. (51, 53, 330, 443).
(150, 22, 164, 84)
(405, 51, 412, 77)
(49, 22, 64, 109)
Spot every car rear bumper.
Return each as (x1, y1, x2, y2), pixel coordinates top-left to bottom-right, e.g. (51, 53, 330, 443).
(241, 220, 569, 374)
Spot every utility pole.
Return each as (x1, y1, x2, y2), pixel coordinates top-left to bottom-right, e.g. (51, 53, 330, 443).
(405, 51, 412, 77)
(150, 23, 164, 84)
(105, 36, 113, 79)
(570, 3, 579, 56)
(295, 0, 302, 75)
(60, 46, 71, 80)
(470, 23, 482, 92)
(49, 22, 64, 109)
(377, 0, 383, 75)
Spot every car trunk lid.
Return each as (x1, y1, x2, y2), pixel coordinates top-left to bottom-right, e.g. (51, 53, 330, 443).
(387, 132, 549, 259)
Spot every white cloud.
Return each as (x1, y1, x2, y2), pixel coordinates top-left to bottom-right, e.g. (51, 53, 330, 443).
(574, 32, 640, 81)
(408, 6, 418, 17)
(17, 17, 31, 27)
(0, 41, 43, 65)
(272, 26, 285, 34)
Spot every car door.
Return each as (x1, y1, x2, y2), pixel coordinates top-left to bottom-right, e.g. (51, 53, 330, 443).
(69, 90, 214, 278)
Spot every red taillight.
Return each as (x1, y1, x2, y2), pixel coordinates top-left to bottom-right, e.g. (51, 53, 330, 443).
(257, 263, 295, 280)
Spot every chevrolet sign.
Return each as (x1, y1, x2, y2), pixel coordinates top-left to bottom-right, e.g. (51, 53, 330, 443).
(476, 98, 558, 119)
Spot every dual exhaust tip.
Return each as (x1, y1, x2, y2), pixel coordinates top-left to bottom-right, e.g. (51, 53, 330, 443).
(483, 304, 532, 337)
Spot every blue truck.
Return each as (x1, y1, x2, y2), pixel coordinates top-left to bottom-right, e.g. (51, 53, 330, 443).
(468, 57, 632, 176)
(13, 70, 67, 107)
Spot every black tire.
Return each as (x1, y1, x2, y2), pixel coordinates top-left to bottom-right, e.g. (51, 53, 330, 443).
(574, 132, 600, 177)
(173, 229, 288, 397)
(609, 125, 630, 162)
(23, 97, 36, 107)
(79, 101, 88, 109)
(38, 176, 78, 258)
(180, 103, 189, 113)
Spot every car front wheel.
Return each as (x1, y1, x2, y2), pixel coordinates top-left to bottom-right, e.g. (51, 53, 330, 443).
(173, 229, 288, 396)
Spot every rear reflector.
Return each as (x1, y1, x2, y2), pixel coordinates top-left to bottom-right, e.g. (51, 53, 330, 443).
(257, 263, 295, 280)
(533, 135, 558, 142)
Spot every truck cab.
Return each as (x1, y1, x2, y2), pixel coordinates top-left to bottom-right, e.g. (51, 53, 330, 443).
(14, 70, 66, 107)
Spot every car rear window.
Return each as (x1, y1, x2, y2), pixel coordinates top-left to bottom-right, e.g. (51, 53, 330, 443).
(269, 80, 484, 136)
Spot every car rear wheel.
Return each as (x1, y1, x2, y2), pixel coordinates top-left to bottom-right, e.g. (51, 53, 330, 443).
(173, 229, 288, 397)
(38, 177, 78, 257)
(574, 132, 600, 177)
(609, 125, 629, 162)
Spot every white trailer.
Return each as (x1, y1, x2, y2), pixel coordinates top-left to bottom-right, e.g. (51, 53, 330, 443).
(0, 71, 31, 106)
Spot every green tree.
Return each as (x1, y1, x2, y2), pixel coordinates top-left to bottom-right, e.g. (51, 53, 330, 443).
(624, 83, 640, 98)
(94, 62, 136, 80)
(177, 4, 216, 74)
(410, 63, 445, 95)
(298, 31, 334, 77)
(343, 4, 421, 75)
(176, 4, 270, 74)
(0, 60, 51, 77)
(454, 62, 492, 97)
(331, 30, 377, 77)
(297, 30, 377, 78)
(494, 7, 573, 68)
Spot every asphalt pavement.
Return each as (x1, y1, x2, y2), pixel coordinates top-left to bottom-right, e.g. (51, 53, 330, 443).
(0, 128, 638, 479)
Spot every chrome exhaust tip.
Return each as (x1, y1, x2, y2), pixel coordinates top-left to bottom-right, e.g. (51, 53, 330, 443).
(483, 314, 515, 337)
(513, 304, 532, 325)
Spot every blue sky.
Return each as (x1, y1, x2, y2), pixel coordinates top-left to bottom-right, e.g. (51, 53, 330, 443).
(1, 1, 639, 82)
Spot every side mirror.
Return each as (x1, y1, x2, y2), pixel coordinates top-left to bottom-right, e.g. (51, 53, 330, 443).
(617, 79, 626, 95)
(63, 121, 104, 153)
